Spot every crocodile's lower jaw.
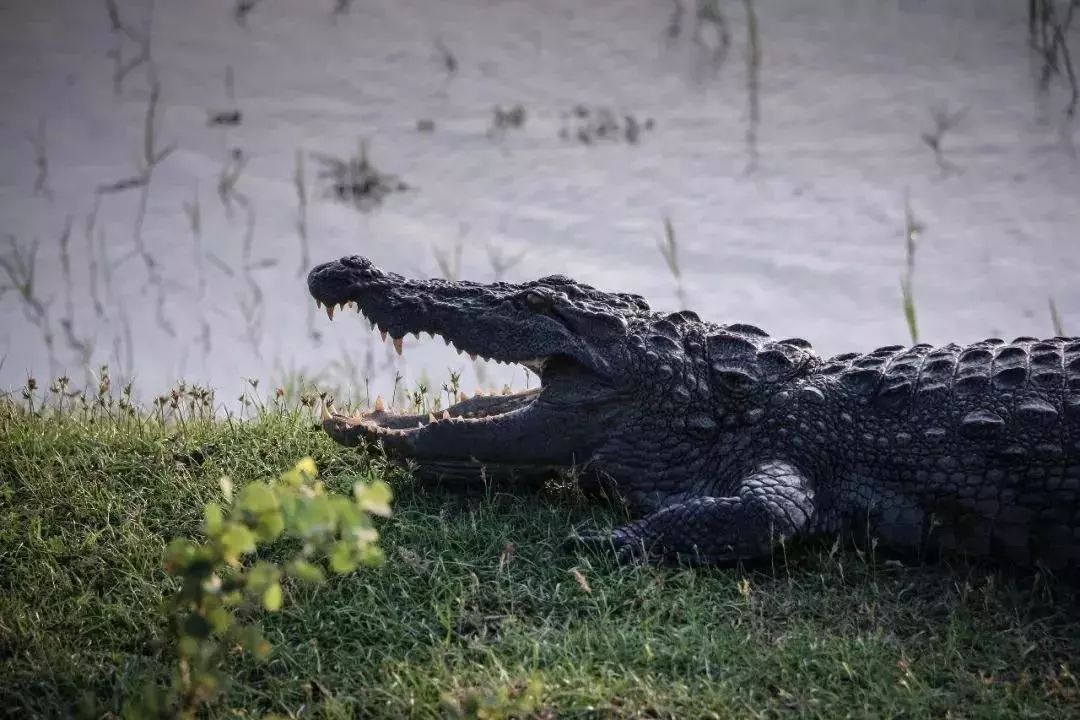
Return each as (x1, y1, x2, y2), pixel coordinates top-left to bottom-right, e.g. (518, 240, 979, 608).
(321, 387, 542, 446)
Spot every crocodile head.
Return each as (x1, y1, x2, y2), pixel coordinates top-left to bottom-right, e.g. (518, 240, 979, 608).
(307, 255, 658, 484)
(307, 255, 818, 495)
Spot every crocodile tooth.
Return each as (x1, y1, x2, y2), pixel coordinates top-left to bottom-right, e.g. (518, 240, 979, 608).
(369, 319, 376, 330)
(475, 389, 485, 397)
(442, 410, 451, 419)
(443, 336, 451, 346)
(320, 402, 332, 421)
(393, 337, 404, 355)
(374, 395, 385, 412)
(315, 299, 323, 309)
(469, 353, 478, 361)
(459, 391, 468, 402)
(326, 304, 335, 320)
(427, 412, 436, 423)
(380, 329, 388, 342)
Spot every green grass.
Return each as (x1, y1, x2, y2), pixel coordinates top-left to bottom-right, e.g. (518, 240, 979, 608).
(2, 395, 1080, 719)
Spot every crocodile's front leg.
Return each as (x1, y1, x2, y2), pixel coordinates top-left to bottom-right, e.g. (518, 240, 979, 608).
(579, 461, 815, 564)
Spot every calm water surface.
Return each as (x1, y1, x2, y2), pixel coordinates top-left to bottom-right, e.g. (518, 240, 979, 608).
(0, 0, 1077, 405)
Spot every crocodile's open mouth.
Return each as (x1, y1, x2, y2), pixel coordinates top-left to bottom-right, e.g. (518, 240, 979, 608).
(313, 291, 549, 443)
(307, 255, 628, 481)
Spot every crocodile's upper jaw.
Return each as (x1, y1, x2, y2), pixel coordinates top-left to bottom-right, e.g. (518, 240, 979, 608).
(307, 255, 646, 476)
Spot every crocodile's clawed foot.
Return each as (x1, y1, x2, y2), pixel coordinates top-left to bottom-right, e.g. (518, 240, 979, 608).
(571, 523, 653, 565)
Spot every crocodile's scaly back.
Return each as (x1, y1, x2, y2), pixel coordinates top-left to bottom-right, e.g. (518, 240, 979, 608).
(824, 336, 1080, 410)
(307, 255, 1080, 568)
(807, 337, 1080, 566)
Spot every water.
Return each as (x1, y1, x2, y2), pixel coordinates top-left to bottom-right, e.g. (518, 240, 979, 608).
(1, 0, 1077, 405)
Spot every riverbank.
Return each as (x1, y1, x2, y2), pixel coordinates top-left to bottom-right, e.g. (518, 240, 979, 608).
(2, 383, 1079, 718)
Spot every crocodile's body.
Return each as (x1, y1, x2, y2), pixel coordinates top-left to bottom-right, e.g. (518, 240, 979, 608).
(308, 255, 1080, 567)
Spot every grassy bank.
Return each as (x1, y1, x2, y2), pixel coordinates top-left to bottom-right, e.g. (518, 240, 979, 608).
(1, 392, 1079, 719)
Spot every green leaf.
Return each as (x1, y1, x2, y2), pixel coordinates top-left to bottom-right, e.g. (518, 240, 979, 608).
(203, 503, 224, 537)
(358, 544, 386, 567)
(246, 561, 280, 594)
(206, 605, 233, 633)
(236, 483, 279, 516)
(262, 583, 283, 612)
(330, 541, 357, 574)
(191, 668, 220, 697)
(355, 480, 393, 517)
(164, 538, 195, 574)
(234, 626, 272, 660)
(351, 524, 379, 546)
(294, 496, 336, 538)
(254, 509, 285, 542)
(218, 524, 256, 564)
(178, 635, 199, 658)
(287, 559, 326, 584)
(294, 456, 317, 479)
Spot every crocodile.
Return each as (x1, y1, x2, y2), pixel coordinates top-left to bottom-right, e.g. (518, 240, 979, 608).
(307, 255, 1080, 568)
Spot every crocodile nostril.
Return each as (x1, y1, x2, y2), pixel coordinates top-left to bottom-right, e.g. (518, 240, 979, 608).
(341, 255, 371, 269)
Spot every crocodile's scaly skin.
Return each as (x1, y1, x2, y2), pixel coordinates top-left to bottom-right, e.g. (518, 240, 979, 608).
(308, 255, 1080, 568)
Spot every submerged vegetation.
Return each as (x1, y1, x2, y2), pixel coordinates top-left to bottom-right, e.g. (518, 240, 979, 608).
(2, 379, 1080, 718)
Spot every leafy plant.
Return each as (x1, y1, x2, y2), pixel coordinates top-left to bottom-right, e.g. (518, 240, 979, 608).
(125, 457, 392, 719)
